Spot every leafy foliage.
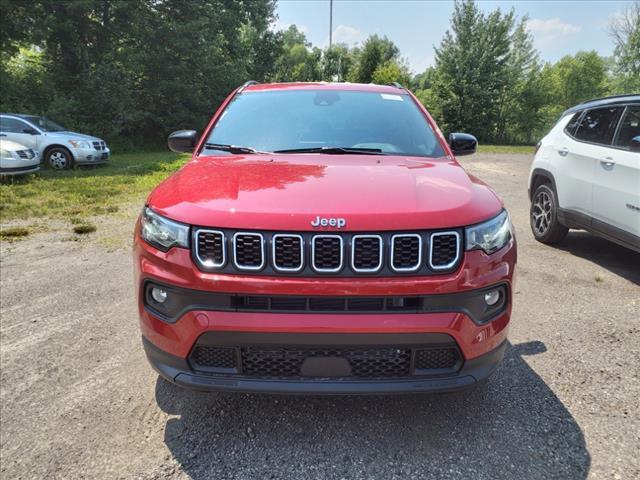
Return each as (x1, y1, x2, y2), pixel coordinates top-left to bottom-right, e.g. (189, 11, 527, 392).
(1, 0, 636, 150)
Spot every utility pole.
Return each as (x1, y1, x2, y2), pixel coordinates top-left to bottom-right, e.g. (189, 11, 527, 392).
(329, 0, 333, 48)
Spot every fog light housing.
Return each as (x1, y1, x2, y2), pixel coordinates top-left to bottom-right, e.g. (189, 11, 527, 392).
(151, 287, 168, 304)
(484, 290, 500, 306)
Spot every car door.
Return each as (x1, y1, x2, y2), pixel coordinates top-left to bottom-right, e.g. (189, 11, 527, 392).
(591, 104, 640, 237)
(553, 111, 598, 215)
(0, 116, 40, 150)
(561, 106, 625, 220)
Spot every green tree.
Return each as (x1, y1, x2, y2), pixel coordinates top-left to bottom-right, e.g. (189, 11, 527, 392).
(321, 44, 356, 81)
(371, 59, 411, 86)
(430, 0, 515, 142)
(550, 51, 608, 108)
(348, 35, 400, 83)
(608, 2, 640, 93)
(271, 25, 322, 82)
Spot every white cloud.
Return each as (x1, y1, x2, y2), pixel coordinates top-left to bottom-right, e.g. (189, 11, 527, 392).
(271, 19, 309, 35)
(526, 18, 582, 48)
(331, 25, 366, 46)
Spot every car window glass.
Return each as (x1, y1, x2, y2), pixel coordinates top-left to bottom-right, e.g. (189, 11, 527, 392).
(206, 90, 445, 158)
(614, 105, 640, 149)
(0, 117, 29, 133)
(574, 107, 623, 145)
(564, 111, 583, 136)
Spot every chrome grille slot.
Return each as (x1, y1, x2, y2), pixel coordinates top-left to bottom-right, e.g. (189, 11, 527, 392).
(195, 230, 225, 267)
(311, 235, 343, 272)
(272, 234, 303, 272)
(429, 232, 460, 270)
(391, 234, 421, 271)
(351, 235, 383, 272)
(233, 232, 264, 270)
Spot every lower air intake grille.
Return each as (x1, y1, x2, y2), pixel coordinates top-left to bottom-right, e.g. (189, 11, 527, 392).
(190, 346, 237, 370)
(240, 347, 412, 378)
(188, 344, 463, 378)
(430, 233, 459, 269)
(414, 347, 461, 371)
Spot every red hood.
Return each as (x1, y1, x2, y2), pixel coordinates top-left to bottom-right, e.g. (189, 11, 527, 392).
(147, 154, 503, 230)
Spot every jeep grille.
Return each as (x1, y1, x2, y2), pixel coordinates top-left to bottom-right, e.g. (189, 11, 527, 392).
(193, 228, 462, 276)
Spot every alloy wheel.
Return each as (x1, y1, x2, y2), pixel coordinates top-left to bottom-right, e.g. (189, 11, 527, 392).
(532, 190, 552, 236)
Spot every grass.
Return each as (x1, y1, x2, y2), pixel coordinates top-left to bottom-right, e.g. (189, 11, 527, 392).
(477, 145, 536, 154)
(0, 226, 30, 240)
(0, 151, 188, 223)
(73, 223, 97, 235)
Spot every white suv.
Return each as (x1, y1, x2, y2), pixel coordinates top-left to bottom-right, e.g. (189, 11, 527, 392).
(0, 114, 110, 169)
(528, 94, 640, 253)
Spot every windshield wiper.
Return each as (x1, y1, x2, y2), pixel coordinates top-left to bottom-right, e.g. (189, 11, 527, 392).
(203, 143, 266, 154)
(273, 146, 385, 155)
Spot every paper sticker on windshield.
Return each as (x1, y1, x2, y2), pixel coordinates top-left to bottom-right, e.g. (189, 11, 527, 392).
(381, 94, 403, 101)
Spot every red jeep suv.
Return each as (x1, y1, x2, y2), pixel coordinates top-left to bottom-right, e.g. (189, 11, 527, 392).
(134, 82, 516, 394)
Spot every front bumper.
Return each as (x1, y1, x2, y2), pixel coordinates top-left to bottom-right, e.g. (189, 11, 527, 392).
(0, 164, 40, 175)
(74, 147, 110, 164)
(134, 229, 516, 394)
(144, 335, 507, 394)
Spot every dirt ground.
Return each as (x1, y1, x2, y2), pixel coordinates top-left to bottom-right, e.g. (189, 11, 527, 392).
(1, 153, 638, 479)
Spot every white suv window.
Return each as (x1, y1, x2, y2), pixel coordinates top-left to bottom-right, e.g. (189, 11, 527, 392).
(614, 105, 640, 149)
(573, 106, 624, 146)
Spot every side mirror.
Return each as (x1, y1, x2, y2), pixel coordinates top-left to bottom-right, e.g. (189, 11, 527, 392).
(630, 136, 640, 153)
(449, 133, 477, 156)
(168, 130, 198, 153)
(23, 127, 38, 135)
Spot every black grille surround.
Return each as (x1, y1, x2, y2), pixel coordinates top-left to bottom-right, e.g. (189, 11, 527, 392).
(187, 333, 463, 380)
(16, 149, 36, 160)
(193, 228, 462, 277)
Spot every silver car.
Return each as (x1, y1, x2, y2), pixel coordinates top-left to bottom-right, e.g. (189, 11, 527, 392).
(0, 139, 40, 176)
(0, 114, 110, 169)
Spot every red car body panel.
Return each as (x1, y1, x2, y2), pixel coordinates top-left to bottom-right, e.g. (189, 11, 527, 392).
(134, 82, 517, 394)
(147, 154, 503, 231)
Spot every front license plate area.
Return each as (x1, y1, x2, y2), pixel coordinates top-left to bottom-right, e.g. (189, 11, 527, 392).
(300, 357, 352, 377)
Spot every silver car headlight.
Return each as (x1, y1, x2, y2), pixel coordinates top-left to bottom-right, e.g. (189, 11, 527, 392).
(0, 148, 15, 161)
(68, 140, 90, 149)
(140, 207, 189, 251)
(465, 210, 512, 254)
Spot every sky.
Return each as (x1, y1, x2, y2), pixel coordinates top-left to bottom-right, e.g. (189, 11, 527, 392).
(274, 0, 634, 73)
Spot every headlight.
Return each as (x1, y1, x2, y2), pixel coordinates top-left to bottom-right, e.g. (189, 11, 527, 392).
(0, 148, 15, 160)
(140, 207, 189, 251)
(465, 210, 512, 254)
(68, 140, 90, 149)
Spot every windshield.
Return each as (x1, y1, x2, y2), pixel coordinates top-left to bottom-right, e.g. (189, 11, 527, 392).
(22, 116, 66, 132)
(205, 90, 445, 158)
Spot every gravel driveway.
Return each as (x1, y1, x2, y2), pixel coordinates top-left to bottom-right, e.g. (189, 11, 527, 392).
(1, 153, 638, 479)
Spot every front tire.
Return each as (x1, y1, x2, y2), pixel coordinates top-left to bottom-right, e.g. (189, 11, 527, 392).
(530, 184, 568, 244)
(47, 147, 73, 170)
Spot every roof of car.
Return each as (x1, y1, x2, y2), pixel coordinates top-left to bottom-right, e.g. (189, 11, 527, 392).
(562, 94, 640, 117)
(0, 113, 38, 119)
(241, 82, 407, 94)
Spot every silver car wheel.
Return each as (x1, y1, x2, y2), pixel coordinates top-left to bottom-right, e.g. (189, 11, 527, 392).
(531, 190, 552, 235)
(49, 151, 69, 169)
